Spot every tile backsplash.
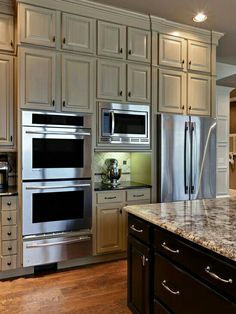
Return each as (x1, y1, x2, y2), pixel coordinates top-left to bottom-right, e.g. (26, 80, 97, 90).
(0, 152, 17, 186)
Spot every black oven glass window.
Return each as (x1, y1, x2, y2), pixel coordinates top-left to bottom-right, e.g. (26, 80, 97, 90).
(32, 191, 84, 223)
(114, 113, 146, 134)
(32, 139, 84, 168)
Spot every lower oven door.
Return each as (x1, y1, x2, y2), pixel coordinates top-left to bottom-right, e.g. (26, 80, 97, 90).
(22, 180, 92, 236)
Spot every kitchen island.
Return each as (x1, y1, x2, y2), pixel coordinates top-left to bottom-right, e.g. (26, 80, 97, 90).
(124, 197, 236, 314)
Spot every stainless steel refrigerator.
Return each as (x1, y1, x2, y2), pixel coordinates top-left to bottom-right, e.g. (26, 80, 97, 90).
(157, 114, 216, 202)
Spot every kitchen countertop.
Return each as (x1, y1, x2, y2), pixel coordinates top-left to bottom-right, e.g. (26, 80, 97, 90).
(94, 181, 152, 191)
(0, 186, 18, 196)
(124, 197, 236, 262)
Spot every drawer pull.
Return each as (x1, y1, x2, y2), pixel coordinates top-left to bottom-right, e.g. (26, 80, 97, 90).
(161, 242, 180, 254)
(162, 280, 180, 295)
(130, 224, 143, 233)
(7, 232, 12, 236)
(7, 262, 12, 266)
(7, 201, 11, 206)
(133, 194, 144, 198)
(104, 196, 117, 200)
(205, 266, 233, 284)
(7, 217, 12, 221)
(8, 247, 12, 251)
(141, 255, 149, 266)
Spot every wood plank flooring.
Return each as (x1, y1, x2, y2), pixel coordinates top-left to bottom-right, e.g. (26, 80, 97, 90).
(0, 259, 131, 314)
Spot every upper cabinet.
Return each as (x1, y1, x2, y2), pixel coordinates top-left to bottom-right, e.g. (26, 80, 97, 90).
(0, 14, 14, 52)
(97, 21, 151, 63)
(188, 40, 211, 73)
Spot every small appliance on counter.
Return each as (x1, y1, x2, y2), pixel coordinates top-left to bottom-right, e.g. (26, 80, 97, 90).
(0, 159, 9, 189)
(102, 159, 122, 187)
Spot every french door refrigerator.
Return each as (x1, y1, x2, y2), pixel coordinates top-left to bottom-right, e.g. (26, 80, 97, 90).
(157, 114, 216, 202)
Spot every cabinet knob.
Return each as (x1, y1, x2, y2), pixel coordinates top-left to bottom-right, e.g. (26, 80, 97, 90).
(128, 91, 131, 97)
(63, 38, 66, 44)
(7, 232, 12, 236)
(7, 217, 12, 221)
(189, 106, 192, 110)
(7, 262, 12, 266)
(119, 91, 123, 96)
(7, 201, 11, 206)
(52, 36, 56, 42)
(128, 49, 132, 55)
(8, 247, 12, 251)
(120, 48, 123, 54)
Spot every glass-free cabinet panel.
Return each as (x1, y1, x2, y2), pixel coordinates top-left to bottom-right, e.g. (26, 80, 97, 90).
(97, 59, 125, 100)
(0, 14, 14, 52)
(62, 54, 95, 112)
(19, 48, 56, 110)
(62, 13, 95, 54)
(127, 64, 150, 103)
(188, 40, 211, 73)
(159, 68, 186, 114)
(97, 21, 125, 59)
(127, 28, 151, 63)
(19, 4, 56, 47)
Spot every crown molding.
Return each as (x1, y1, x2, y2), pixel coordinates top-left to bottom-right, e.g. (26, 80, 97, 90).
(0, 0, 14, 14)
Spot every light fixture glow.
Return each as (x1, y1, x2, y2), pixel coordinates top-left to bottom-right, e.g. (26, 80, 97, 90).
(193, 12, 207, 23)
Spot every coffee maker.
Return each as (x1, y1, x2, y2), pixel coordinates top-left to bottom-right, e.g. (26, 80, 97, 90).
(102, 159, 122, 187)
(0, 159, 9, 189)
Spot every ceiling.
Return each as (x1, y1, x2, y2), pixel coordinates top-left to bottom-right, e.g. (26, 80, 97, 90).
(94, 0, 236, 66)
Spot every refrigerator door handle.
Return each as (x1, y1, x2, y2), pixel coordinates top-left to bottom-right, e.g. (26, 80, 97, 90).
(190, 122, 195, 194)
(184, 122, 189, 194)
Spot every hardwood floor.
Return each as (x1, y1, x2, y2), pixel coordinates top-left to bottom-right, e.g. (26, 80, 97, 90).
(0, 259, 131, 314)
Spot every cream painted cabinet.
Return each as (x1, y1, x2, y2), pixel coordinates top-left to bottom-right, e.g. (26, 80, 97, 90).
(159, 68, 186, 114)
(188, 73, 211, 116)
(97, 59, 125, 100)
(62, 54, 95, 112)
(188, 40, 211, 73)
(18, 3, 57, 47)
(127, 64, 150, 103)
(0, 55, 13, 147)
(19, 47, 57, 111)
(0, 14, 14, 52)
(97, 21, 126, 59)
(127, 27, 151, 63)
(62, 13, 96, 54)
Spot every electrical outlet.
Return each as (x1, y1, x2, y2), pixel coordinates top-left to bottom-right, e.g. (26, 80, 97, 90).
(123, 160, 127, 165)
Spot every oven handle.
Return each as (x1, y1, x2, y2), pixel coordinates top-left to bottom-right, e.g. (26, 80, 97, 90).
(25, 131, 91, 136)
(25, 184, 91, 190)
(25, 236, 91, 248)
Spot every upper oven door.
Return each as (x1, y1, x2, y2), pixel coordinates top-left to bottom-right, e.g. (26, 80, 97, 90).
(22, 126, 91, 180)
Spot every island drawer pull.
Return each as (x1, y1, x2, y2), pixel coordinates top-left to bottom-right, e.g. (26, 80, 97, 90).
(161, 242, 180, 254)
(130, 224, 143, 233)
(162, 280, 180, 295)
(104, 196, 117, 200)
(205, 266, 233, 284)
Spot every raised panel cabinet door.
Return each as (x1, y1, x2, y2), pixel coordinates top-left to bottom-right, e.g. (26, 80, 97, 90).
(127, 64, 150, 103)
(97, 59, 125, 100)
(159, 68, 186, 114)
(18, 4, 56, 47)
(61, 54, 95, 112)
(188, 40, 211, 73)
(19, 48, 56, 110)
(97, 21, 126, 59)
(96, 204, 123, 254)
(62, 13, 95, 53)
(0, 55, 13, 146)
(0, 14, 14, 52)
(159, 34, 187, 70)
(127, 28, 151, 63)
(188, 73, 211, 116)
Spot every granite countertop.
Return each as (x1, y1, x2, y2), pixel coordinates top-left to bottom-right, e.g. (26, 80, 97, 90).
(124, 197, 236, 262)
(0, 186, 18, 196)
(94, 181, 152, 191)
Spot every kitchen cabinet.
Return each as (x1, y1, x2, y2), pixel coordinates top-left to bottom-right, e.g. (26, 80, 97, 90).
(97, 21, 150, 63)
(19, 47, 95, 112)
(0, 54, 14, 147)
(0, 14, 14, 52)
(188, 40, 211, 73)
(97, 59, 150, 103)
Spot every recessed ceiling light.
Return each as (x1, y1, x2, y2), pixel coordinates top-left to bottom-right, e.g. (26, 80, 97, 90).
(193, 12, 207, 23)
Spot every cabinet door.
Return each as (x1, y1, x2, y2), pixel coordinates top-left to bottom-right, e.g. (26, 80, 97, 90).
(62, 13, 95, 54)
(159, 34, 187, 70)
(127, 28, 151, 63)
(0, 14, 14, 52)
(19, 48, 56, 110)
(97, 59, 125, 100)
(96, 203, 123, 254)
(188, 40, 211, 73)
(127, 64, 150, 103)
(159, 68, 186, 114)
(62, 54, 95, 113)
(97, 21, 125, 59)
(188, 73, 211, 116)
(128, 235, 150, 314)
(19, 4, 56, 47)
(0, 55, 13, 146)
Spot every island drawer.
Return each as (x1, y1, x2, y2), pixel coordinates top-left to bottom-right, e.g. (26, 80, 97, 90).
(1, 255, 17, 271)
(96, 191, 124, 204)
(2, 240, 17, 256)
(128, 215, 150, 244)
(126, 189, 150, 202)
(1, 210, 17, 226)
(2, 196, 17, 211)
(154, 227, 236, 300)
(154, 253, 236, 314)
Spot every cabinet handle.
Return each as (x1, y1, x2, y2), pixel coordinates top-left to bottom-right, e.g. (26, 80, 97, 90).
(7, 217, 12, 221)
(104, 196, 117, 200)
(130, 224, 143, 233)
(133, 194, 144, 198)
(120, 91, 123, 96)
(189, 106, 192, 110)
(181, 106, 185, 110)
(8, 247, 12, 251)
(120, 48, 123, 53)
(10, 135, 13, 142)
(52, 36, 56, 42)
(7, 201, 11, 206)
(182, 59, 185, 64)
(119, 209, 122, 214)
(128, 91, 131, 97)
(162, 280, 180, 295)
(52, 100, 55, 106)
(7, 262, 12, 266)
(141, 255, 148, 266)
(189, 60, 191, 65)
(7, 232, 12, 236)
(62, 101, 66, 107)
(205, 266, 233, 284)
(161, 242, 180, 254)
(128, 49, 132, 55)
(10, 40, 14, 47)
(63, 38, 66, 44)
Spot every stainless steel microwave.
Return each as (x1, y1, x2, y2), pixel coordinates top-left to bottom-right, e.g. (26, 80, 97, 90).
(97, 102, 150, 146)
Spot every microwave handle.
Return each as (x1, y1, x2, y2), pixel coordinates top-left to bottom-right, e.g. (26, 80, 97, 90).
(110, 111, 115, 135)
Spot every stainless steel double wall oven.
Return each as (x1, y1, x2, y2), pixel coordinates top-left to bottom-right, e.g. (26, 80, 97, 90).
(21, 111, 92, 267)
